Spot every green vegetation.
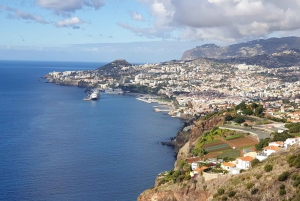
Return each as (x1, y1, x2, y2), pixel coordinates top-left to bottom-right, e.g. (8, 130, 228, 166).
(264, 164, 273, 172)
(217, 188, 225, 195)
(234, 116, 245, 124)
(251, 188, 259, 195)
(278, 171, 290, 181)
(292, 175, 300, 187)
(285, 122, 300, 133)
(255, 138, 271, 151)
(221, 196, 228, 201)
(287, 153, 300, 168)
(273, 132, 292, 141)
(279, 188, 286, 196)
(225, 134, 242, 140)
(228, 191, 236, 197)
(252, 159, 261, 168)
(225, 115, 234, 121)
(235, 101, 264, 117)
(266, 116, 287, 123)
(256, 174, 262, 180)
(159, 159, 191, 185)
(246, 182, 254, 189)
(217, 149, 240, 160)
(204, 144, 229, 152)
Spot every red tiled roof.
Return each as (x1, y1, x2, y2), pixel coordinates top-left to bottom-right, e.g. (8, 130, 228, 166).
(263, 146, 282, 151)
(237, 156, 254, 162)
(222, 162, 235, 167)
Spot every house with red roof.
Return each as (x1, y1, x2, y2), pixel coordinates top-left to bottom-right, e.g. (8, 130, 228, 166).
(236, 156, 254, 170)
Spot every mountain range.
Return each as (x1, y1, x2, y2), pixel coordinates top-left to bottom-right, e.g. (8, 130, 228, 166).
(181, 37, 300, 68)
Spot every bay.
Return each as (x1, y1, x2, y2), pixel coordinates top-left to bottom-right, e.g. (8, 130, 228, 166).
(0, 61, 183, 201)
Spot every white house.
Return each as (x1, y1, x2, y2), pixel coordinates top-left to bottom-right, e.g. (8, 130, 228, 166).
(236, 156, 254, 170)
(284, 138, 299, 147)
(269, 141, 284, 147)
(191, 162, 198, 170)
(262, 145, 282, 156)
(221, 162, 236, 171)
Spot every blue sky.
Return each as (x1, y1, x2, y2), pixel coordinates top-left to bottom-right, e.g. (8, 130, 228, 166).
(1, 0, 300, 63)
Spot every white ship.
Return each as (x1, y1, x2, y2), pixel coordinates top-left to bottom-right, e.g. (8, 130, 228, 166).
(105, 88, 124, 95)
(90, 89, 100, 100)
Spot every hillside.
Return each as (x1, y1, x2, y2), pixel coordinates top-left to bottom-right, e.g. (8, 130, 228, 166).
(213, 49, 300, 68)
(181, 37, 300, 61)
(138, 144, 300, 201)
(95, 59, 133, 77)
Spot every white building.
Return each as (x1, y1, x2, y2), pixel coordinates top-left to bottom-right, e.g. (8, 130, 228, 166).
(236, 156, 254, 170)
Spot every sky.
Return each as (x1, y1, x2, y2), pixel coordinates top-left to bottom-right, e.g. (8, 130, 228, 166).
(1, 0, 300, 63)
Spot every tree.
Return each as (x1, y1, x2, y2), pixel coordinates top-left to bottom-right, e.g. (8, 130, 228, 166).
(234, 116, 245, 124)
(254, 106, 264, 116)
(255, 138, 271, 150)
(225, 115, 234, 121)
(235, 101, 246, 110)
(251, 102, 259, 109)
(243, 108, 253, 115)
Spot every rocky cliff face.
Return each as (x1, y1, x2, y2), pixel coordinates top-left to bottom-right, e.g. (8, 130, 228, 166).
(174, 116, 225, 166)
(181, 36, 300, 61)
(138, 115, 225, 200)
(139, 142, 300, 201)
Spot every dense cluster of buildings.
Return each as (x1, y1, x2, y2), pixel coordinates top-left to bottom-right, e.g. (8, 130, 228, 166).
(45, 59, 300, 120)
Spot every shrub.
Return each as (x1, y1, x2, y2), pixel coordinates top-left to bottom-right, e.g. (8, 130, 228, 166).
(251, 188, 259, 195)
(225, 115, 234, 121)
(228, 191, 236, 197)
(280, 184, 286, 189)
(256, 174, 262, 180)
(221, 196, 228, 201)
(252, 159, 260, 167)
(240, 169, 246, 173)
(217, 188, 225, 195)
(246, 182, 254, 189)
(234, 116, 245, 124)
(264, 164, 273, 172)
(255, 138, 271, 151)
(287, 154, 300, 168)
(278, 171, 290, 181)
(292, 174, 300, 180)
(293, 180, 300, 187)
(280, 188, 286, 196)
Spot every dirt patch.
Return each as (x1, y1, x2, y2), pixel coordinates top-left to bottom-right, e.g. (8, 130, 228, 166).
(204, 151, 220, 159)
(227, 136, 257, 148)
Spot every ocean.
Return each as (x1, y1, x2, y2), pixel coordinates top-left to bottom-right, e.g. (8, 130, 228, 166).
(0, 61, 184, 201)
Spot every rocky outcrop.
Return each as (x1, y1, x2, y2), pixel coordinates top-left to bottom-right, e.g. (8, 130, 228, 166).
(138, 169, 231, 201)
(181, 36, 300, 60)
(174, 116, 225, 165)
(138, 115, 226, 201)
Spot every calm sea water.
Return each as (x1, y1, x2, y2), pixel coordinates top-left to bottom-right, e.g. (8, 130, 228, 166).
(0, 61, 183, 201)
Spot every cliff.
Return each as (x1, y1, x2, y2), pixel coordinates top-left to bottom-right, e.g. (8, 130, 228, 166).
(138, 143, 300, 201)
(181, 36, 300, 61)
(138, 114, 225, 200)
(174, 115, 225, 167)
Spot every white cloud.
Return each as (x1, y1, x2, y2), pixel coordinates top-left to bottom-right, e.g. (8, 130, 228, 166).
(0, 4, 48, 24)
(35, 0, 105, 15)
(130, 12, 144, 21)
(56, 17, 84, 29)
(125, 0, 300, 42)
